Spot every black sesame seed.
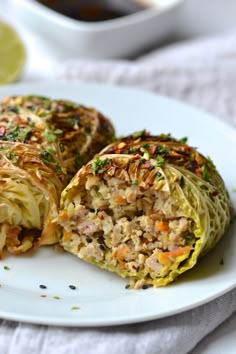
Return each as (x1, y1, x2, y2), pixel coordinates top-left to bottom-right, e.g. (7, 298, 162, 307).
(39, 284, 47, 289)
(148, 165, 155, 171)
(99, 244, 106, 251)
(142, 285, 149, 290)
(69, 285, 77, 290)
(156, 172, 162, 177)
(86, 237, 93, 243)
(125, 284, 130, 289)
(9, 107, 19, 113)
(187, 164, 194, 172)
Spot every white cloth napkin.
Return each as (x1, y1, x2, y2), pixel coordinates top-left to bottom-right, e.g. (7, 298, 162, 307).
(0, 289, 236, 354)
(57, 30, 236, 128)
(1, 20, 236, 353)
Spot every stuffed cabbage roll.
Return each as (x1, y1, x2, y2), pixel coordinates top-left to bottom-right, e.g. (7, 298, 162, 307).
(0, 94, 114, 258)
(1, 95, 115, 177)
(0, 141, 64, 258)
(57, 132, 231, 288)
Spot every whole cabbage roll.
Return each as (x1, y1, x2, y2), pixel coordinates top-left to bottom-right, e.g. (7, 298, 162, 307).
(57, 132, 231, 288)
(1, 95, 115, 177)
(0, 141, 64, 258)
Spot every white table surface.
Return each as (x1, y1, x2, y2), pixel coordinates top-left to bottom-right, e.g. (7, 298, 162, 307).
(1, 1, 236, 353)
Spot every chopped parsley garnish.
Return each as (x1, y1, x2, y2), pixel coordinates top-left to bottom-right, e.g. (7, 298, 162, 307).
(206, 156, 217, 171)
(6, 125, 19, 140)
(47, 147, 56, 155)
(43, 131, 57, 143)
(38, 111, 48, 118)
(71, 306, 80, 310)
(65, 118, 76, 127)
(201, 165, 211, 181)
(179, 137, 188, 144)
(3, 265, 10, 270)
(18, 127, 32, 142)
(40, 150, 56, 164)
(54, 164, 62, 174)
(5, 151, 18, 163)
(92, 157, 109, 175)
(128, 147, 138, 154)
(54, 129, 63, 135)
(156, 145, 167, 155)
(131, 180, 138, 185)
(43, 129, 63, 143)
(156, 155, 165, 167)
(133, 130, 145, 138)
(142, 143, 150, 150)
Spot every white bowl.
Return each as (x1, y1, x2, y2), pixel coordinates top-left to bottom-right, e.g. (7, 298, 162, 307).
(11, 0, 183, 59)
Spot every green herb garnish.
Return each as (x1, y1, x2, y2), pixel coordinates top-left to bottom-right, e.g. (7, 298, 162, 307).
(179, 137, 188, 144)
(18, 127, 32, 142)
(133, 130, 145, 138)
(92, 157, 109, 175)
(71, 306, 80, 310)
(156, 174, 164, 182)
(38, 111, 48, 118)
(65, 118, 76, 127)
(201, 165, 211, 181)
(5, 151, 18, 163)
(128, 147, 138, 154)
(206, 156, 217, 171)
(43, 131, 57, 143)
(40, 150, 56, 164)
(156, 145, 167, 154)
(54, 129, 63, 135)
(156, 155, 165, 167)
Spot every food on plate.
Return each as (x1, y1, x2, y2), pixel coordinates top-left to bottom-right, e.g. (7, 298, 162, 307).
(1, 95, 115, 178)
(57, 131, 231, 288)
(0, 141, 64, 258)
(0, 94, 114, 257)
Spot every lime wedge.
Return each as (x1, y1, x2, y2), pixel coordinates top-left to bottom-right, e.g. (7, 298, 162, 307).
(0, 20, 26, 84)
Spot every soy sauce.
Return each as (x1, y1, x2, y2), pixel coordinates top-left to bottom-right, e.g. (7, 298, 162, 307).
(36, 0, 150, 22)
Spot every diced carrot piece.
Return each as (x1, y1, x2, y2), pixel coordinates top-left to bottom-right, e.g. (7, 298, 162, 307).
(156, 221, 169, 231)
(115, 195, 127, 205)
(158, 246, 192, 265)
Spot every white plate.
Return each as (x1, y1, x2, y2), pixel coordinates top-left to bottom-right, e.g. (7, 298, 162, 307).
(0, 81, 235, 327)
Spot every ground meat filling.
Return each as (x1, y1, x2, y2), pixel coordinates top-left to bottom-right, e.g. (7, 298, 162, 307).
(62, 175, 195, 280)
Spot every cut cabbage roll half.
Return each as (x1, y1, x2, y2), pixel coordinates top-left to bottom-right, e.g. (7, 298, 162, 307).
(0, 141, 64, 258)
(57, 132, 231, 288)
(0, 95, 115, 177)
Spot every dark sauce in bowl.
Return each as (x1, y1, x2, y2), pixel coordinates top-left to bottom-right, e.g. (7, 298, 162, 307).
(36, 0, 151, 22)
